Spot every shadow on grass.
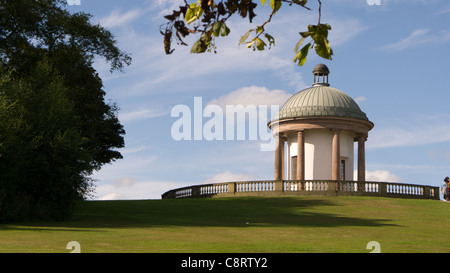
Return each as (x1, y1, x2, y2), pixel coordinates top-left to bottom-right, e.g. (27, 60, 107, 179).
(3, 196, 399, 230)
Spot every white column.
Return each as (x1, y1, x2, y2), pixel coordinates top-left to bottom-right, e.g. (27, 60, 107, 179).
(297, 131, 305, 181)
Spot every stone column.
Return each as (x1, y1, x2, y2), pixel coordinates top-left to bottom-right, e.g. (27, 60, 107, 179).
(331, 129, 341, 180)
(281, 137, 286, 180)
(357, 134, 366, 182)
(274, 134, 283, 180)
(297, 131, 305, 181)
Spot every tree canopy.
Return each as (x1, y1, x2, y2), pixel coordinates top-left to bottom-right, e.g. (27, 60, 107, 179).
(161, 0, 332, 67)
(0, 0, 130, 221)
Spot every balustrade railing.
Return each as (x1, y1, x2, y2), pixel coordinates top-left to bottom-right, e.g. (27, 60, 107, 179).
(161, 180, 439, 200)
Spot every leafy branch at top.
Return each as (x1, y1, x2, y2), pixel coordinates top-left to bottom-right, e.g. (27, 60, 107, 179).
(160, 0, 333, 67)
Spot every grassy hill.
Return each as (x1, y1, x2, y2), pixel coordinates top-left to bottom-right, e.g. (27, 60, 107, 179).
(1, 195, 450, 253)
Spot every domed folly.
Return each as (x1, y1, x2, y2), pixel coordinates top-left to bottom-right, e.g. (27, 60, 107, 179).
(268, 64, 374, 182)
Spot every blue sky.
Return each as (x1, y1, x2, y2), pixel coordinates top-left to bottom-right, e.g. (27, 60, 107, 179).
(67, 0, 450, 200)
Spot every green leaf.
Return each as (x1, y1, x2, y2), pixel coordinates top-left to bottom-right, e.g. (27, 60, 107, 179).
(220, 22, 230, 37)
(270, 0, 282, 13)
(314, 37, 333, 60)
(185, 2, 203, 25)
(294, 37, 306, 53)
(265, 33, 275, 47)
(213, 22, 222, 37)
(305, 23, 333, 60)
(213, 21, 230, 37)
(299, 31, 310, 38)
(246, 39, 256, 48)
(293, 43, 311, 66)
(190, 35, 210, 54)
(261, 0, 267, 6)
(256, 38, 266, 51)
(239, 29, 254, 45)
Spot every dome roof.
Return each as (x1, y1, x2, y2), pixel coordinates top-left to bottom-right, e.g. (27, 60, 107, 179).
(275, 85, 369, 121)
(313, 63, 330, 75)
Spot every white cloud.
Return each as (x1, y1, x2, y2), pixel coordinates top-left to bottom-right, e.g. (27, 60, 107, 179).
(203, 171, 258, 184)
(99, 192, 123, 201)
(112, 177, 135, 188)
(96, 179, 182, 200)
(327, 17, 369, 47)
(367, 114, 450, 149)
(365, 170, 404, 183)
(120, 145, 149, 155)
(355, 96, 367, 103)
(381, 29, 450, 51)
(119, 107, 170, 123)
(92, 155, 158, 182)
(354, 170, 403, 183)
(435, 7, 450, 15)
(100, 9, 144, 28)
(207, 86, 292, 109)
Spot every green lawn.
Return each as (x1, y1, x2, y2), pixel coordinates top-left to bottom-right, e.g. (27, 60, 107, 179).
(1, 196, 450, 253)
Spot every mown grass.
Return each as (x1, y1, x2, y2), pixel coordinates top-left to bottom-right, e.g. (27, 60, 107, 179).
(1, 196, 450, 253)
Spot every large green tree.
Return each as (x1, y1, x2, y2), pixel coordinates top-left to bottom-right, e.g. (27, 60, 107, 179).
(0, 0, 130, 221)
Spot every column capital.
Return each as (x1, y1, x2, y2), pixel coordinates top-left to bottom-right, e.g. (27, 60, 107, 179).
(355, 133, 367, 142)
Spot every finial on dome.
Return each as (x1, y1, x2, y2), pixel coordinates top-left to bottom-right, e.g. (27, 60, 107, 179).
(313, 64, 330, 87)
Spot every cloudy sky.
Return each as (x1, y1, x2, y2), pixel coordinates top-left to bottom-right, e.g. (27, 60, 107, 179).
(67, 0, 450, 200)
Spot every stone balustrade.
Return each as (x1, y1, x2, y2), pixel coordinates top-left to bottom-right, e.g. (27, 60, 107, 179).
(161, 180, 439, 200)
